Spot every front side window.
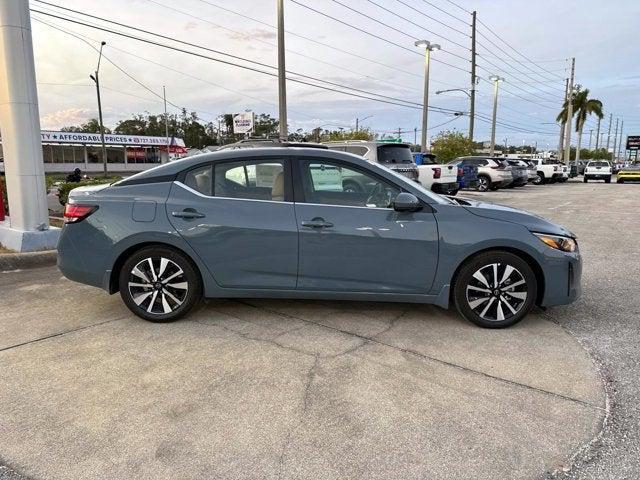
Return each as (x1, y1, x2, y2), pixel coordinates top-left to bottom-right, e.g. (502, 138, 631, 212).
(300, 160, 400, 208)
(214, 159, 285, 201)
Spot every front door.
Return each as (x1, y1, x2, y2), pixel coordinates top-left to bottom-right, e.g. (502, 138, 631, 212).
(167, 157, 298, 289)
(294, 158, 439, 294)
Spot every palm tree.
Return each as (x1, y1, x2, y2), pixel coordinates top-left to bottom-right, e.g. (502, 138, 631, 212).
(557, 88, 603, 162)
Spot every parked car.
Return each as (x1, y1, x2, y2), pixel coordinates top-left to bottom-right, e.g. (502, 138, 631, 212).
(324, 140, 419, 183)
(447, 159, 479, 190)
(502, 160, 528, 187)
(584, 160, 612, 183)
(58, 148, 582, 329)
(417, 163, 459, 195)
(616, 165, 640, 183)
(523, 161, 539, 183)
(529, 158, 563, 184)
(454, 156, 513, 191)
(569, 160, 588, 177)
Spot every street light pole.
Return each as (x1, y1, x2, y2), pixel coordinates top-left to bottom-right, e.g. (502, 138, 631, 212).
(563, 57, 576, 164)
(276, 0, 288, 140)
(415, 40, 440, 153)
(163, 85, 170, 163)
(89, 41, 107, 177)
(355, 114, 373, 132)
(489, 75, 504, 156)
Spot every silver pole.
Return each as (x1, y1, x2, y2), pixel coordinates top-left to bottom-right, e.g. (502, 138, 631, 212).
(276, 0, 288, 140)
(163, 85, 169, 163)
(612, 118, 619, 163)
(420, 48, 431, 152)
(489, 77, 502, 156)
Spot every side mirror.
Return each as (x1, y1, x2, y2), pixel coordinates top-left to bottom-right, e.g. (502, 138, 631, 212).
(393, 192, 422, 212)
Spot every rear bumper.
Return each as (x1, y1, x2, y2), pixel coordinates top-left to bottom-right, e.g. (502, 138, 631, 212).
(585, 173, 611, 179)
(431, 181, 459, 194)
(57, 226, 106, 290)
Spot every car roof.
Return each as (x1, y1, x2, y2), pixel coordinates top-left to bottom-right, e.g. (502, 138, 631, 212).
(117, 147, 375, 183)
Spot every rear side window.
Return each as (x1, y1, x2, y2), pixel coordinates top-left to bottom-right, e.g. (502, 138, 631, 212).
(589, 161, 609, 167)
(184, 164, 212, 196)
(345, 146, 368, 156)
(214, 159, 286, 202)
(376, 145, 413, 164)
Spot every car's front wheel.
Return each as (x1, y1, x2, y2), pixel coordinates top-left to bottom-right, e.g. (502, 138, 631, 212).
(453, 251, 537, 328)
(119, 246, 202, 322)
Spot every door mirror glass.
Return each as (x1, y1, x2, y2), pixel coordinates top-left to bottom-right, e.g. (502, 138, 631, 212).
(393, 192, 421, 212)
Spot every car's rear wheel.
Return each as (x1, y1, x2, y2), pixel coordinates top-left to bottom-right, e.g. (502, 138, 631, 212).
(476, 175, 491, 192)
(583, 176, 588, 183)
(533, 172, 544, 185)
(453, 251, 537, 328)
(119, 246, 202, 322)
(605, 176, 611, 183)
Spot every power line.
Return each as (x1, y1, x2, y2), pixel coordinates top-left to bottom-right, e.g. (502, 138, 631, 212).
(31, 8, 463, 116)
(419, 0, 469, 25)
(289, 0, 471, 73)
(389, 0, 470, 37)
(365, 0, 470, 52)
(444, 0, 472, 15)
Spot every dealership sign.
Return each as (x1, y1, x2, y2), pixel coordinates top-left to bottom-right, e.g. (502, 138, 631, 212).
(626, 135, 640, 150)
(38, 131, 186, 147)
(232, 112, 254, 134)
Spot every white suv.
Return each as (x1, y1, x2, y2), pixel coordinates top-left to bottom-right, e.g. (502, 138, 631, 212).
(584, 160, 612, 183)
(324, 140, 419, 182)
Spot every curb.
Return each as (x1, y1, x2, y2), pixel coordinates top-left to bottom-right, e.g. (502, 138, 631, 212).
(0, 250, 57, 272)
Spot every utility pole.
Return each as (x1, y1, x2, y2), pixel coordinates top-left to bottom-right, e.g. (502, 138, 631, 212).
(489, 75, 504, 156)
(612, 117, 619, 163)
(618, 120, 624, 162)
(469, 11, 476, 141)
(163, 86, 170, 163)
(276, 0, 288, 140)
(89, 41, 108, 176)
(558, 78, 569, 161)
(355, 118, 358, 132)
(563, 57, 575, 164)
(397, 127, 402, 140)
(416, 40, 440, 152)
(595, 116, 601, 150)
(414, 127, 418, 145)
(588, 129, 593, 150)
(606, 113, 612, 152)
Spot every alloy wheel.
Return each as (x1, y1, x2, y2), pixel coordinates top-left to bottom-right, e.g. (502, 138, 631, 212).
(477, 177, 489, 191)
(128, 257, 188, 315)
(465, 263, 527, 322)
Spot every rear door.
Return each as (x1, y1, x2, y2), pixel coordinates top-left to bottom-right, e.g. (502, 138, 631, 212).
(293, 157, 439, 294)
(166, 157, 298, 289)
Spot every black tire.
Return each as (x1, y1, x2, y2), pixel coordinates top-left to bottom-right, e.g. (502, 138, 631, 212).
(533, 172, 545, 185)
(605, 176, 611, 184)
(617, 178, 624, 184)
(119, 246, 202, 322)
(453, 251, 537, 328)
(476, 175, 491, 192)
(583, 176, 588, 183)
(449, 189, 459, 196)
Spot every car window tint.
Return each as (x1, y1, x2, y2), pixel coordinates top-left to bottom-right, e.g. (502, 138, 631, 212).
(301, 160, 400, 208)
(345, 146, 368, 156)
(184, 164, 212, 196)
(214, 159, 285, 201)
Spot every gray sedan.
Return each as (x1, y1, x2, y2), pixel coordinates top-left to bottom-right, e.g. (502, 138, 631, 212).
(57, 148, 582, 328)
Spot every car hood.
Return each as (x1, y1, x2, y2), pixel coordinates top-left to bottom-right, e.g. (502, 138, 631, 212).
(454, 197, 575, 238)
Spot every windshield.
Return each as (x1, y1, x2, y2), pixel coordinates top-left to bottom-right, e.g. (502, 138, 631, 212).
(376, 144, 414, 164)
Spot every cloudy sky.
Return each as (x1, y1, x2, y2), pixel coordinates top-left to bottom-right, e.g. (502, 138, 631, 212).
(29, 0, 640, 148)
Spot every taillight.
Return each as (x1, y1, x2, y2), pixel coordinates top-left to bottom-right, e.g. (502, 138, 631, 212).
(63, 204, 98, 224)
(433, 167, 441, 179)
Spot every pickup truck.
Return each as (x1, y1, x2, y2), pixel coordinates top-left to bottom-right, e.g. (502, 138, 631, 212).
(584, 160, 612, 183)
(530, 158, 564, 184)
(417, 164, 459, 195)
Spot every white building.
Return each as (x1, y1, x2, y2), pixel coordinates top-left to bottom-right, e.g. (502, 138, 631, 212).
(0, 130, 187, 173)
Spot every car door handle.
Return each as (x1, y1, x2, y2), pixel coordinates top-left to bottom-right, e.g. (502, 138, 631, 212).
(172, 209, 205, 219)
(301, 219, 333, 229)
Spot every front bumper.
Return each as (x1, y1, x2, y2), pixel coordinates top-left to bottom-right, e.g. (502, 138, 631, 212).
(539, 249, 582, 307)
(431, 181, 459, 194)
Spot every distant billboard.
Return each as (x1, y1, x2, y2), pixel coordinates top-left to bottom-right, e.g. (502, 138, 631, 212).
(233, 112, 254, 134)
(626, 136, 640, 150)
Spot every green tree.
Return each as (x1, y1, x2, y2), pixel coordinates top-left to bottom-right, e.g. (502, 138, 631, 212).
(61, 118, 111, 134)
(430, 130, 476, 163)
(557, 87, 603, 163)
(324, 128, 376, 142)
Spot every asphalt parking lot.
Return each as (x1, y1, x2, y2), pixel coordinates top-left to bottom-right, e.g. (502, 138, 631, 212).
(1, 179, 638, 480)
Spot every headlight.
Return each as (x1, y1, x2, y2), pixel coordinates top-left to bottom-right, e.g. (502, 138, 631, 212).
(533, 233, 577, 252)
